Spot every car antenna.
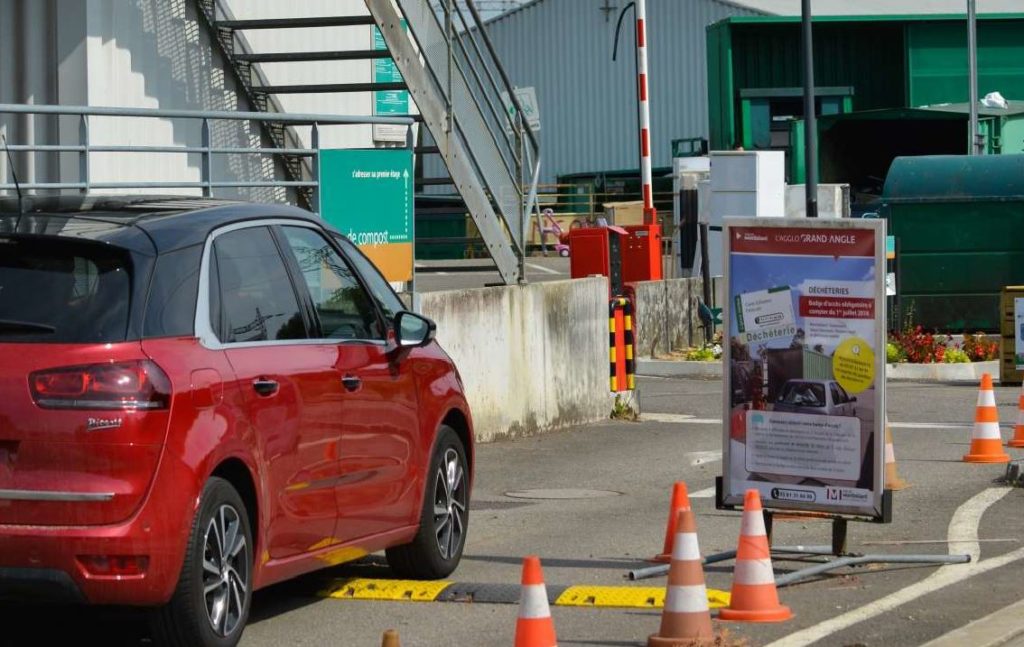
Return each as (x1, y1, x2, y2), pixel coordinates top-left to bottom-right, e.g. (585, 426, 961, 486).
(1, 132, 25, 228)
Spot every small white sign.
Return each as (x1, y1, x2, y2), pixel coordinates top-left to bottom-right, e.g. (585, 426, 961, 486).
(735, 286, 795, 334)
(1015, 298, 1024, 370)
(746, 411, 861, 481)
(500, 87, 541, 133)
(886, 272, 896, 296)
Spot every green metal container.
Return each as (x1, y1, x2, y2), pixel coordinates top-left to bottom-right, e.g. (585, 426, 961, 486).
(707, 14, 1024, 179)
(415, 196, 468, 260)
(881, 154, 1024, 332)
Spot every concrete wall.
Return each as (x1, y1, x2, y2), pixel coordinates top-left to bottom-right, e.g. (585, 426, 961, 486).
(630, 278, 705, 357)
(419, 278, 609, 443)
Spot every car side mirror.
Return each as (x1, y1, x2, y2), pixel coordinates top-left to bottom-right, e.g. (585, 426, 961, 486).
(851, 396, 858, 403)
(395, 311, 436, 348)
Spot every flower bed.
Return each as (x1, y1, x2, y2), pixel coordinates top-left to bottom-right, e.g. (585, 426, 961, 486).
(886, 327, 998, 365)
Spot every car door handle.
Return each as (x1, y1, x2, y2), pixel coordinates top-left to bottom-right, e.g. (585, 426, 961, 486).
(252, 378, 279, 396)
(341, 375, 362, 392)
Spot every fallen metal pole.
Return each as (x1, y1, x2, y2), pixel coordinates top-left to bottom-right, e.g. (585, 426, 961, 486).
(627, 545, 834, 581)
(774, 553, 971, 588)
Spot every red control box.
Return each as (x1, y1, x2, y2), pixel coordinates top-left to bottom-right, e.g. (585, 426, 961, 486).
(620, 224, 662, 283)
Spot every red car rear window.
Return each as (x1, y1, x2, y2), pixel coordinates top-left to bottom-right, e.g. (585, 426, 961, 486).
(0, 236, 131, 343)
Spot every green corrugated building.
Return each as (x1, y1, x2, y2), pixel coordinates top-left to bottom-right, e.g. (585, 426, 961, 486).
(706, 13, 1024, 199)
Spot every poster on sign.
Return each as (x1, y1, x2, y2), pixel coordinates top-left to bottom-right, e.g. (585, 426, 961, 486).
(720, 218, 887, 519)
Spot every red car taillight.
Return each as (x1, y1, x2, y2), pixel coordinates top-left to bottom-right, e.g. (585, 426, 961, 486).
(29, 360, 171, 410)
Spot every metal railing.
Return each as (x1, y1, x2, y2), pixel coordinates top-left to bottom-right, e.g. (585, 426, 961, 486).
(370, 0, 544, 280)
(0, 103, 414, 214)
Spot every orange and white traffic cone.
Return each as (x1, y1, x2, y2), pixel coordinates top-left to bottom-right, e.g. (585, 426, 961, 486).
(719, 490, 792, 623)
(648, 508, 713, 646)
(381, 629, 401, 647)
(884, 416, 909, 490)
(1008, 384, 1024, 448)
(963, 373, 1010, 463)
(653, 482, 691, 563)
(514, 556, 557, 647)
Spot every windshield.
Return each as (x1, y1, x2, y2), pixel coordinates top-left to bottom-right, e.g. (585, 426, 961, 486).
(778, 382, 826, 407)
(0, 236, 132, 343)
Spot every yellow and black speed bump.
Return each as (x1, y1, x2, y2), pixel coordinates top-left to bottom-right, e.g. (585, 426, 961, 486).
(321, 578, 729, 609)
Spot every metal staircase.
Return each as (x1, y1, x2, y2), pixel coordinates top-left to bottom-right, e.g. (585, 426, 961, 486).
(198, 0, 540, 284)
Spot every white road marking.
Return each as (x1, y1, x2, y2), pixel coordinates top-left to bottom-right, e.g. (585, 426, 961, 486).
(686, 450, 722, 466)
(642, 413, 719, 425)
(766, 487, 1020, 647)
(640, 414, 1010, 430)
(890, 421, 1013, 430)
(690, 486, 717, 499)
(919, 597, 1024, 647)
(525, 263, 562, 275)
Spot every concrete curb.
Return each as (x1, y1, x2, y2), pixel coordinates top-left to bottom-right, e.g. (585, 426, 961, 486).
(636, 359, 722, 379)
(886, 360, 999, 383)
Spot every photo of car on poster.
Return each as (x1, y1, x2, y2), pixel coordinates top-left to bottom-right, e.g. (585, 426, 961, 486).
(720, 218, 887, 519)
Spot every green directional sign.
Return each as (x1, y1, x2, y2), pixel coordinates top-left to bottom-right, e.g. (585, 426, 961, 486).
(372, 24, 409, 143)
(320, 148, 413, 282)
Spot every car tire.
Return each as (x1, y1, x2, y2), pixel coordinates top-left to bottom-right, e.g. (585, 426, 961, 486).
(386, 425, 469, 580)
(151, 477, 253, 647)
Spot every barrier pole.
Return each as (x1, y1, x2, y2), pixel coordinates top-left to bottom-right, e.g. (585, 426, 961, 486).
(635, 0, 655, 225)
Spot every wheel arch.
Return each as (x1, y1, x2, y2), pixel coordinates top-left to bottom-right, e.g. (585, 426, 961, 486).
(440, 407, 473, 479)
(210, 457, 260, 563)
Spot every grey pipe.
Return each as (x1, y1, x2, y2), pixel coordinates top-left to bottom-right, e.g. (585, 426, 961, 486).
(627, 544, 835, 581)
(775, 553, 970, 587)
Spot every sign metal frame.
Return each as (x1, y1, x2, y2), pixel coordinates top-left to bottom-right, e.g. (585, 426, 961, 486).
(719, 217, 888, 522)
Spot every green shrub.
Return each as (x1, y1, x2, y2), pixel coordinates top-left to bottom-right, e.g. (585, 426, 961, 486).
(685, 346, 717, 362)
(886, 341, 905, 364)
(943, 348, 970, 364)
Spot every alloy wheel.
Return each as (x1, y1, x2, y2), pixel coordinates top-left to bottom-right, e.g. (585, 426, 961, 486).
(432, 447, 467, 560)
(202, 504, 249, 637)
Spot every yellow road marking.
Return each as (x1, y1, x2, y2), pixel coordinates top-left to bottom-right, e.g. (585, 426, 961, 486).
(322, 578, 452, 602)
(554, 586, 730, 609)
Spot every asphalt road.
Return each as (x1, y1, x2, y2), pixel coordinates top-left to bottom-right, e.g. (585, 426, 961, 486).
(3, 377, 1023, 647)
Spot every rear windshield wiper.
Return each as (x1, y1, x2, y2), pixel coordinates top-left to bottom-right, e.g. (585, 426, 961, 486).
(0, 319, 57, 334)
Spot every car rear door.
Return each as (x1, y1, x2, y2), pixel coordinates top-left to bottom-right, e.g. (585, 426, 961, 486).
(277, 226, 421, 544)
(0, 235, 167, 527)
(204, 224, 342, 560)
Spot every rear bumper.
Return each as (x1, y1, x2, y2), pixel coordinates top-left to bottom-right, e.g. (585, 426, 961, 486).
(0, 567, 86, 604)
(0, 451, 200, 606)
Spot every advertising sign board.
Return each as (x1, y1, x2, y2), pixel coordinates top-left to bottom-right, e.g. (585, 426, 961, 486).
(372, 25, 410, 143)
(1016, 297, 1024, 370)
(721, 218, 887, 519)
(320, 148, 414, 283)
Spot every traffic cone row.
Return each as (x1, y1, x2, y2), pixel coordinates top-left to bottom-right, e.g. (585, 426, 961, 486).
(648, 507, 713, 646)
(964, 373, 1011, 463)
(718, 490, 792, 623)
(1009, 383, 1024, 448)
(884, 416, 909, 490)
(514, 556, 558, 647)
(653, 481, 691, 563)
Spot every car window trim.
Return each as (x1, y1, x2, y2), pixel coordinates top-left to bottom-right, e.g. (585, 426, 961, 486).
(194, 219, 387, 351)
(269, 225, 322, 340)
(331, 233, 408, 323)
(275, 224, 390, 343)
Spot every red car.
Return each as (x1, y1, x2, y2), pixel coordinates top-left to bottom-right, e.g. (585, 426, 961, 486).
(0, 196, 473, 647)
